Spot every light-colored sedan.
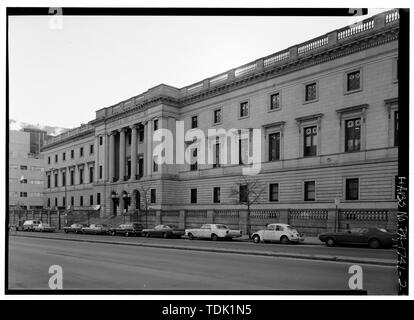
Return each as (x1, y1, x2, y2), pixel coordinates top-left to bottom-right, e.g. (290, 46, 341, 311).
(251, 223, 304, 244)
(185, 224, 242, 241)
(33, 223, 56, 233)
(81, 224, 111, 235)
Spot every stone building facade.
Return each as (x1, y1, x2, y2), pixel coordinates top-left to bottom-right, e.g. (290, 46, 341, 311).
(41, 10, 400, 232)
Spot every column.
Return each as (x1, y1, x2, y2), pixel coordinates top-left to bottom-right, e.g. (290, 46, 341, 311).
(143, 122, 148, 176)
(119, 128, 126, 181)
(95, 136, 99, 182)
(130, 125, 137, 180)
(146, 120, 153, 176)
(109, 131, 115, 182)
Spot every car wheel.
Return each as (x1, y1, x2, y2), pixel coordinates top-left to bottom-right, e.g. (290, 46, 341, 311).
(369, 238, 381, 249)
(188, 233, 194, 240)
(64, 230, 68, 233)
(252, 235, 261, 243)
(146, 233, 150, 238)
(125, 232, 129, 237)
(163, 233, 168, 239)
(326, 238, 335, 247)
(211, 234, 218, 241)
(280, 236, 290, 244)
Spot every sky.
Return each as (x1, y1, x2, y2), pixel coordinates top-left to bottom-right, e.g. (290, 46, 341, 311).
(8, 8, 390, 129)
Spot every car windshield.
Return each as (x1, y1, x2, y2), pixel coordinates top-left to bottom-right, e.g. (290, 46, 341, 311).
(286, 226, 296, 231)
(154, 225, 164, 230)
(350, 228, 367, 233)
(216, 225, 228, 229)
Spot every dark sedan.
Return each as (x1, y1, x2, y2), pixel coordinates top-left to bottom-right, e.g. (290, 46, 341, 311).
(64, 223, 88, 234)
(110, 223, 144, 237)
(142, 224, 185, 239)
(319, 228, 397, 249)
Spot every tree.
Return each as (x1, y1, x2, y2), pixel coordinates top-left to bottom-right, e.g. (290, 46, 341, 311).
(139, 185, 152, 228)
(230, 175, 265, 238)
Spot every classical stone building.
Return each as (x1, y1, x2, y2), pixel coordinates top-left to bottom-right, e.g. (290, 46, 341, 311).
(41, 10, 400, 233)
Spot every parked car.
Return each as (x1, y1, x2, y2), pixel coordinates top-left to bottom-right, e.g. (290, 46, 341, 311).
(81, 224, 111, 235)
(110, 223, 144, 237)
(64, 223, 88, 234)
(318, 228, 397, 249)
(251, 223, 304, 244)
(185, 224, 242, 241)
(33, 223, 56, 232)
(142, 224, 185, 238)
(21, 220, 42, 231)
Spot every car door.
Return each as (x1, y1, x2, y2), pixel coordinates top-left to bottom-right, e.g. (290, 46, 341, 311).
(263, 225, 277, 241)
(200, 225, 211, 238)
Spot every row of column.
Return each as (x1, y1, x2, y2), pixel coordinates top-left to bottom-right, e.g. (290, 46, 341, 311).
(108, 121, 151, 182)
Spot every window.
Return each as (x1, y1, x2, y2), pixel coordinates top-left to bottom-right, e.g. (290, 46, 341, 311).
(139, 129, 144, 142)
(304, 181, 316, 201)
(20, 179, 27, 184)
(62, 197, 66, 207)
(346, 178, 359, 200)
(20, 192, 28, 197)
(345, 118, 361, 152)
(20, 165, 27, 170)
(71, 150, 74, 159)
(270, 92, 280, 110)
(71, 196, 74, 206)
(213, 138, 221, 168)
(346, 70, 361, 92)
(304, 126, 317, 157)
(269, 183, 279, 202)
(128, 133, 131, 145)
(99, 136, 103, 145)
(62, 172, 66, 186)
(213, 187, 221, 203)
(89, 166, 94, 183)
(213, 109, 222, 124)
(47, 175, 51, 188)
(153, 119, 159, 131)
(268, 132, 280, 161)
(70, 170, 74, 185)
(153, 158, 158, 172)
(54, 173, 58, 187)
(90, 144, 94, 154)
(138, 157, 144, 177)
(190, 189, 197, 204)
(240, 101, 249, 118)
(48, 156, 51, 164)
(80, 196, 83, 206)
(55, 198, 58, 207)
(190, 149, 198, 171)
(191, 116, 198, 129)
(97, 193, 101, 205)
(239, 136, 249, 165)
(62, 152, 66, 161)
(305, 82, 317, 102)
(47, 198, 51, 207)
(127, 159, 131, 178)
(80, 147, 84, 157)
(90, 195, 94, 205)
(394, 111, 399, 147)
(79, 168, 84, 184)
(150, 189, 156, 203)
(55, 154, 58, 163)
(239, 185, 248, 203)
(99, 165, 103, 179)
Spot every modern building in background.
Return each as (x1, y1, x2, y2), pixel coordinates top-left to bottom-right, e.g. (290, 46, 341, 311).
(41, 11, 399, 225)
(9, 128, 48, 209)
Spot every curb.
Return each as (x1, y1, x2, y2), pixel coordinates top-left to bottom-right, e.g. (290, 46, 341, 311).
(10, 233, 396, 267)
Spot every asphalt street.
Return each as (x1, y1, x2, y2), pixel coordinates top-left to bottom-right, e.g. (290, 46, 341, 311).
(10, 230, 397, 261)
(8, 236, 398, 294)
